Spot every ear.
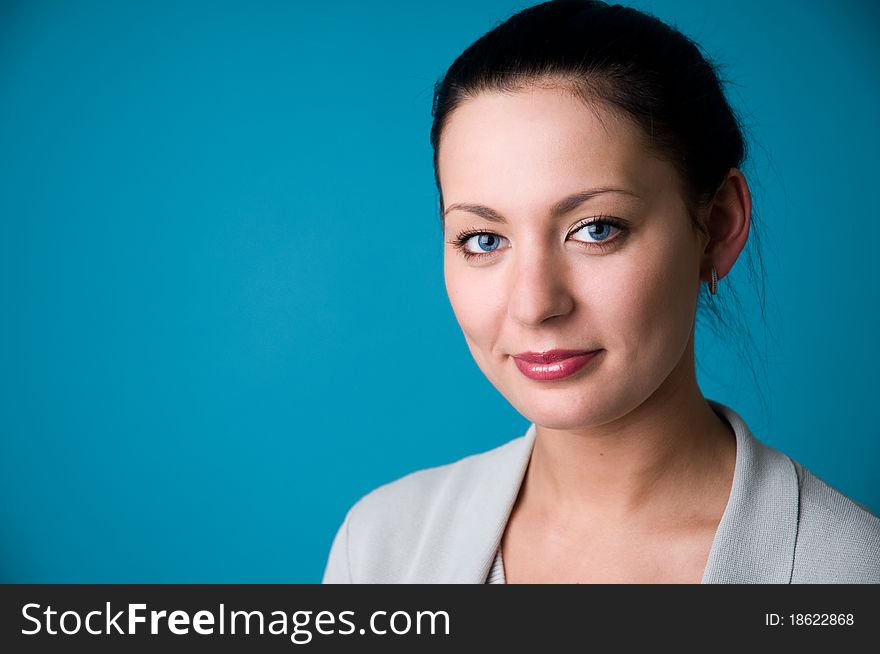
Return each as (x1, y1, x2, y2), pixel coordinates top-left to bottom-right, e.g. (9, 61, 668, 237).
(701, 167, 751, 283)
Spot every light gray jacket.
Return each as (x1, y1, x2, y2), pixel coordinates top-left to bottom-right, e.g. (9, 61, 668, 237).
(322, 400, 880, 583)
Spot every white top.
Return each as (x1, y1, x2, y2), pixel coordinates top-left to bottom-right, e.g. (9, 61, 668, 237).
(323, 399, 880, 583)
(486, 547, 505, 584)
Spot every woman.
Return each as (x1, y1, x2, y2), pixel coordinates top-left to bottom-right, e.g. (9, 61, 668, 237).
(322, 0, 880, 583)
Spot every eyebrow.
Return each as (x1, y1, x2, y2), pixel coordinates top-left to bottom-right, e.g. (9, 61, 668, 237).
(442, 187, 641, 223)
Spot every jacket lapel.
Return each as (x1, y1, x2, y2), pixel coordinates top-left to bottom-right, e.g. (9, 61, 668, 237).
(422, 424, 537, 583)
(701, 400, 799, 583)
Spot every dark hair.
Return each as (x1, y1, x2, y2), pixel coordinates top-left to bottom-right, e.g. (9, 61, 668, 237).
(430, 0, 772, 414)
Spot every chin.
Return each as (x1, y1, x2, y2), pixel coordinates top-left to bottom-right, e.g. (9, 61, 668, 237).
(508, 393, 615, 431)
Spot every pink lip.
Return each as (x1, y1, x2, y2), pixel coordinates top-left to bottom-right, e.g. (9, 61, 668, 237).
(512, 349, 602, 381)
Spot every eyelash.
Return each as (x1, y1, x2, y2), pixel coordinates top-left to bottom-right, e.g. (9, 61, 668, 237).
(448, 215, 629, 261)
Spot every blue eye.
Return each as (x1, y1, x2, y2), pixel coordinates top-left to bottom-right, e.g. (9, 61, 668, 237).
(449, 232, 509, 261)
(471, 233, 503, 252)
(571, 220, 619, 243)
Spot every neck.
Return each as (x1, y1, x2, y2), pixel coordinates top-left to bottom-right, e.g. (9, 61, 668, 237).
(522, 330, 736, 525)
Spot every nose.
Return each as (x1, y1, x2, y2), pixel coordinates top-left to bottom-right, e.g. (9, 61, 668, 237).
(506, 249, 574, 327)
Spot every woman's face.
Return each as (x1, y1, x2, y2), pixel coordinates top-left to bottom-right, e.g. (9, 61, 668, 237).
(438, 86, 707, 430)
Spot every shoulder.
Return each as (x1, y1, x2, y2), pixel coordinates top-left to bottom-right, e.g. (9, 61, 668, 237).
(789, 458, 880, 583)
(709, 399, 880, 583)
(347, 433, 522, 536)
(321, 432, 528, 583)
(366, 435, 520, 499)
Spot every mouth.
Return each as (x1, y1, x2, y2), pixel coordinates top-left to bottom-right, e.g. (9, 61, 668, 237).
(512, 349, 601, 363)
(511, 349, 603, 381)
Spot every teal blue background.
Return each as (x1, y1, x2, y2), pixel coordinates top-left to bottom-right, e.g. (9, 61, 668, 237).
(2, 0, 878, 582)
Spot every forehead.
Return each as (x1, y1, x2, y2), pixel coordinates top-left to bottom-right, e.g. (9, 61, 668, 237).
(437, 87, 677, 212)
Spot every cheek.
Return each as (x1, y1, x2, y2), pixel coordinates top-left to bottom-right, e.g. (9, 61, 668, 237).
(443, 261, 505, 352)
(596, 234, 698, 366)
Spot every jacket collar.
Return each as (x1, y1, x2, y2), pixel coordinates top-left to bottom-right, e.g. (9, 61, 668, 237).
(699, 399, 799, 583)
(446, 399, 799, 583)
